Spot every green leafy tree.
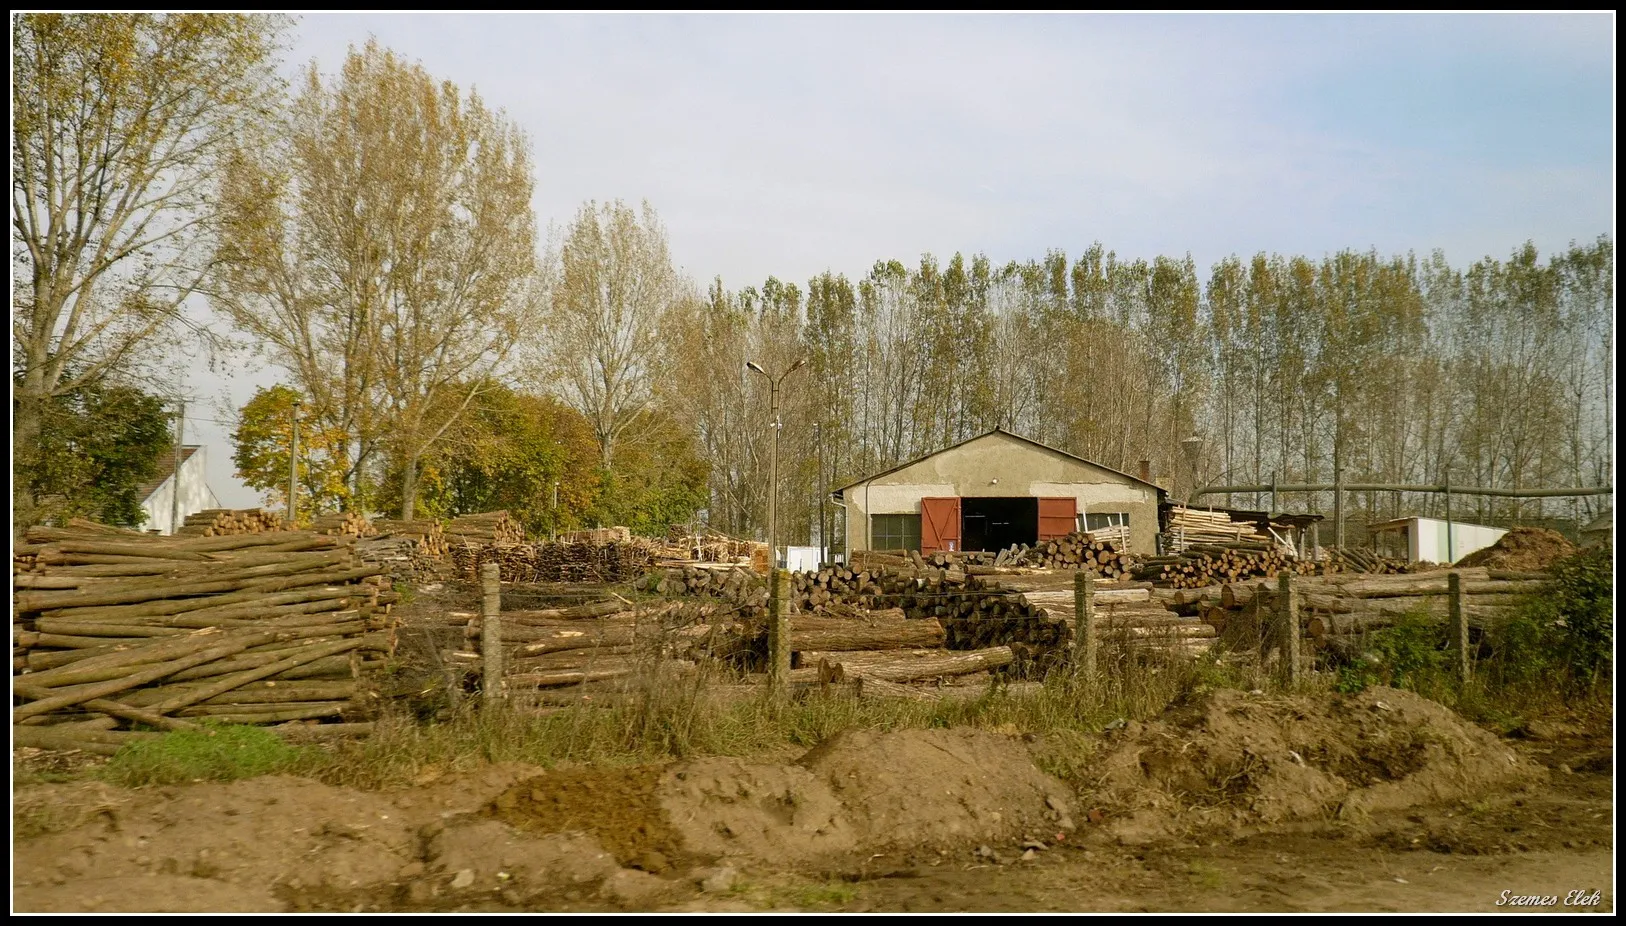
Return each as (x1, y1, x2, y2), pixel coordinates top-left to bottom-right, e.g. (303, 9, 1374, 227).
(25, 381, 172, 527)
(590, 409, 710, 537)
(231, 385, 352, 517)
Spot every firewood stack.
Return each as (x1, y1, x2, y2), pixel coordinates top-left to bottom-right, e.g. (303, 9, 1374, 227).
(1189, 568, 1547, 660)
(444, 511, 526, 546)
(175, 508, 288, 536)
(859, 533, 1136, 578)
(12, 522, 398, 751)
(450, 538, 659, 584)
(1021, 584, 1217, 657)
(1132, 542, 1300, 588)
(369, 519, 448, 558)
(664, 529, 761, 564)
(311, 511, 378, 538)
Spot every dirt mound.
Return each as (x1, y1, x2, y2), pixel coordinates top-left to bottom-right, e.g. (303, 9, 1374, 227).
(1087, 688, 1545, 844)
(799, 727, 1075, 851)
(1455, 527, 1574, 570)
(489, 765, 687, 872)
(659, 757, 857, 865)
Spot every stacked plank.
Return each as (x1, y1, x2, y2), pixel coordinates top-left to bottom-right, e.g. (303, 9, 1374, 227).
(370, 519, 448, 558)
(1162, 506, 1270, 551)
(560, 527, 631, 544)
(12, 525, 396, 752)
(445, 511, 525, 545)
(176, 508, 287, 537)
(311, 511, 378, 538)
(1188, 568, 1547, 657)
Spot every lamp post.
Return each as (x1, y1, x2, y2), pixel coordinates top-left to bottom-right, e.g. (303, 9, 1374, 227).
(747, 357, 807, 569)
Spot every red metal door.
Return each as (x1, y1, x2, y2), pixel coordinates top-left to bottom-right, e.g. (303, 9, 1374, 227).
(1038, 497, 1078, 541)
(920, 497, 962, 554)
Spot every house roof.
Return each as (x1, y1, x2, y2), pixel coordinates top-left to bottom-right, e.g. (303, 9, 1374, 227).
(136, 446, 200, 505)
(831, 427, 1166, 500)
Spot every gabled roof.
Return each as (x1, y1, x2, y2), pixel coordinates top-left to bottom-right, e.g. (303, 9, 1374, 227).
(831, 427, 1166, 499)
(137, 446, 200, 505)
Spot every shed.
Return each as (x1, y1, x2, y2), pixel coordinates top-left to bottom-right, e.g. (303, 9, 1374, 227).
(137, 445, 223, 535)
(831, 428, 1165, 555)
(1367, 516, 1507, 565)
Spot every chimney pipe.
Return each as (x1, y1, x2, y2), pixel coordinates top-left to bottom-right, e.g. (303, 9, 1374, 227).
(1138, 460, 1152, 484)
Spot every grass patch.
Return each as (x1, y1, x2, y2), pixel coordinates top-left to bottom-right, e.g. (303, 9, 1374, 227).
(728, 877, 858, 910)
(100, 723, 312, 787)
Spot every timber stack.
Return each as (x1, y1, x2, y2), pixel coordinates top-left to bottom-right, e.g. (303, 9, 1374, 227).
(665, 528, 762, 565)
(1162, 506, 1272, 551)
(856, 532, 1136, 578)
(311, 511, 378, 538)
(452, 537, 659, 584)
(12, 521, 397, 751)
(1132, 542, 1301, 588)
(1189, 567, 1547, 659)
(1021, 583, 1217, 657)
(176, 508, 287, 537)
(369, 519, 448, 558)
(445, 511, 526, 546)
(445, 599, 745, 704)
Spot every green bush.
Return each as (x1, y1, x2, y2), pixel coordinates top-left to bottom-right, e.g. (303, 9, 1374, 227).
(102, 724, 310, 787)
(1503, 546, 1613, 691)
(1335, 610, 1450, 694)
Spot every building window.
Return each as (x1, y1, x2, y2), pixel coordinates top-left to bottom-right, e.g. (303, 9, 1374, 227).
(1083, 512, 1129, 532)
(871, 514, 921, 552)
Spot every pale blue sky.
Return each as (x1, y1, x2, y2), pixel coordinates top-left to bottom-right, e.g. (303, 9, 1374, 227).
(194, 11, 1615, 507)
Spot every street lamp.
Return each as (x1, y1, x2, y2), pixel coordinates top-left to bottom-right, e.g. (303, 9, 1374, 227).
(747, 357, 808, 569)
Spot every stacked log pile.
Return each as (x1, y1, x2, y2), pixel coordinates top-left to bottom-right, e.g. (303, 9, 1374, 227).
(639, 561, 1070, 675)
(1021, 584, 1217, 656)
(855, 532, 1135, 578)
(440, 599, 744, 698)
(12, 525, 397, 751)
(445, 511, 526, 546)
(1162, 506, 1271, 550)
(370, 519, 448, 558)
(1189, 568, 1547, 657)
(663, 529, 763, 565)
(560, 527, 631, 544)
(1321, 547, 1410, 575)
(452, 538, 659, 584)
(176, 508, 287, 537)
(1132, 542, 1298, 588)
(311, 512, 378, 538)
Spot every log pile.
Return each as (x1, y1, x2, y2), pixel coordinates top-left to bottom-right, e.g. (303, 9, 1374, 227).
(663, 529, 763, 565)
(175, 508, 287, 537)
(451, 538, 659, 584)
(855, 532, 1136, 578)
(441, 600, 744, 697)
(1132, 542, 1298, 588)
(12, 524, 397, 749)
(1188, 568, 1548, 657)
(311, 511, 378, 538)
(1162, 506, 1270, 550)
(559, 527, 631, 544)
(370, 519, 448, 558)
(1021, 585, 1217, 657)
(1322, 547, 1410, 575)
(444, 511, 525, 545)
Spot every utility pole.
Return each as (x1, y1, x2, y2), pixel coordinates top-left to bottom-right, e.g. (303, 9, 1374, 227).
(551, 480, 559, 541)
(170, 401, 185, 535)
(747, 358, 807, 570)
(815, 421, 826, 566)
(288, 398, 302, 526)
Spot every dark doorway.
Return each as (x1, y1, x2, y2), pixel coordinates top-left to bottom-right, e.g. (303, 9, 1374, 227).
(960, 497, 1039, 552)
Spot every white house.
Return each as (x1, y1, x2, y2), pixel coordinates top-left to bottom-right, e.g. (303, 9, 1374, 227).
(137, 445, 222, 535)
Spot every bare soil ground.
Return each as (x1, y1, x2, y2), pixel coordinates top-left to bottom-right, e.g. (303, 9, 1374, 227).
(12, 690, 1613, 914)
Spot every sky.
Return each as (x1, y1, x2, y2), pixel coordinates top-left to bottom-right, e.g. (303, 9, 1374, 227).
(184, 11, 1615, 509)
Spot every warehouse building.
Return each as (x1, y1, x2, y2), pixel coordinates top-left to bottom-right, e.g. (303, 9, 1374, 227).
(831, 428, 1165, 556)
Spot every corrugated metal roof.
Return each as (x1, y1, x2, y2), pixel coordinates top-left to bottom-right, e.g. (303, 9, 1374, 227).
(831, 427, 1166, 500)
(136, 446, 200, 504)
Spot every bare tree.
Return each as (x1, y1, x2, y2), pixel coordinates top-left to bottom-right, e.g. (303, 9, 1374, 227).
(212, 40, 538, 518)
(12, 12, 286, 526)
(542, 199, 683, 472)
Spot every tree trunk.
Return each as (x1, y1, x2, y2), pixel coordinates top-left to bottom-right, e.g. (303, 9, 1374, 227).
(399, 454, 419, 521)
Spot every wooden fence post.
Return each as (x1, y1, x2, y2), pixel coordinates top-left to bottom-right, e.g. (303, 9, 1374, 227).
(1278, 572, 1300, 684)
(768, 567, 789, 690)
(480, 562, 503, 705)
(1449, 570, 1470, 681)
(1074, 570, 1097, 683)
